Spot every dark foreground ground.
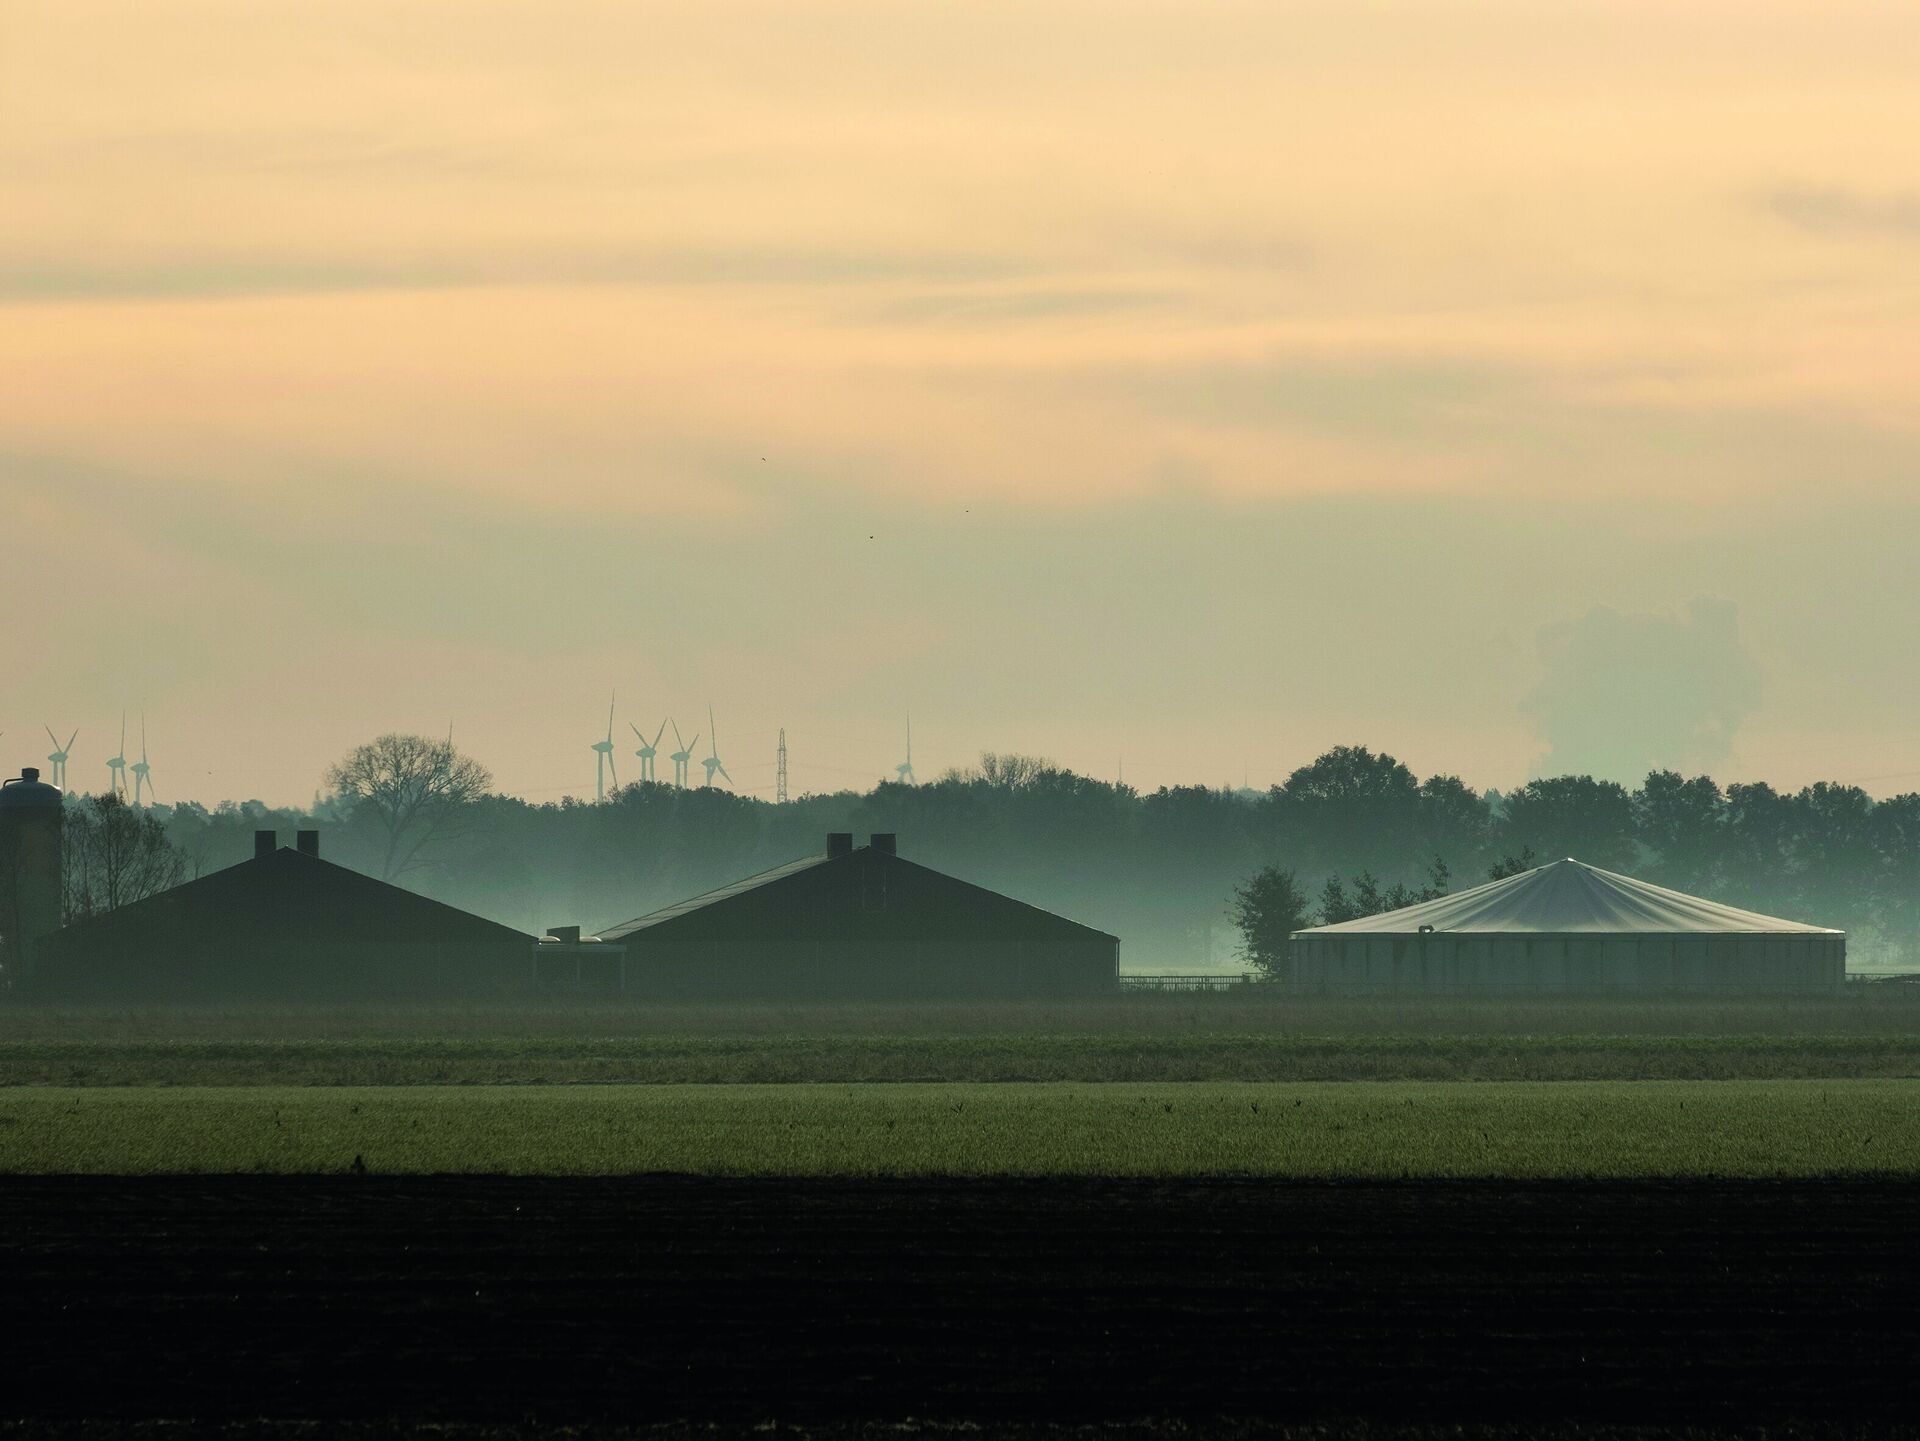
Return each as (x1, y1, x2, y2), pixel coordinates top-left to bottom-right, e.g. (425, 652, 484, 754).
(4, 1177, 1918, 1438)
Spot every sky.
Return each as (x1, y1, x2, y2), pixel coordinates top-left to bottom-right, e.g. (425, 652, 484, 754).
(4, 0, 1919, 805)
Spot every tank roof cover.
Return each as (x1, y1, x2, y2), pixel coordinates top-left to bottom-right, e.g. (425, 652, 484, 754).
(1295, 857, 1841, 937)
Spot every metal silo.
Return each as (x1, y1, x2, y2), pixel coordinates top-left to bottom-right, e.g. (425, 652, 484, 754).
(0, 766, 64, 991)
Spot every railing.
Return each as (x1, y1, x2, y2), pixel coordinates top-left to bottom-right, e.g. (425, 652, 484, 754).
(1119, 973, 1258, 993)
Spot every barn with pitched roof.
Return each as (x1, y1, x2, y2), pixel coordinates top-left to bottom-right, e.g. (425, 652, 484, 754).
(32, 830, 535, 1002)
(590, 833, 1119, 998)
(1290, 857, 1844, 993)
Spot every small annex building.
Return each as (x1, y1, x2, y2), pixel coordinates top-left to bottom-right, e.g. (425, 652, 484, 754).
(586, 833, 1119, 998)
(31, 830, 536, 1002)
(1290, 857, 1845, 994)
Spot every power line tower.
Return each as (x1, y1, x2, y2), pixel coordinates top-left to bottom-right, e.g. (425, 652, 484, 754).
(775, 728, 789, 804)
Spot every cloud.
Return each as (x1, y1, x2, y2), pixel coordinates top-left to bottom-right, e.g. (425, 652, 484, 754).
(846, 285, 1183, 327)
(1522, 598, 1764, 784)
(0, 247, 1035, 305)
(1759, 185, 1920, 238)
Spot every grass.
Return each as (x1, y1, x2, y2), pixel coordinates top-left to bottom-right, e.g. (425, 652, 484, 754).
(7, 1032, 1920, 1085)
(5, 992, 1920, 1084)
(10, 991, 1920, 1041)
(5, 1079, 1919, 1177)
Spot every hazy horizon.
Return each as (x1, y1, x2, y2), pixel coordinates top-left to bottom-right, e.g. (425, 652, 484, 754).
(7, 1, 1919, 806)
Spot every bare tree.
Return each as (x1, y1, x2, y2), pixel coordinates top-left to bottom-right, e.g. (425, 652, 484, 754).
(324, 734, 494, 879)
(62, 793, 188, 924)
(976, 752, 1054, 789)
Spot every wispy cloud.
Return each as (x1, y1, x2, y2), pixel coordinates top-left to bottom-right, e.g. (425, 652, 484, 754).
(847, 285, 1184, 328)
(1759, 185, 1920, 238)
(0, 248, 1036, 305)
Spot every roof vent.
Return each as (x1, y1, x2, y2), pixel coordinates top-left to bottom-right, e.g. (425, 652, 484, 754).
(869, 833, 897, 856)
(296, 830, 319, 857)
(827, 832, 854, 859)
(254, 830, 277, 860)
(545, 925, 582, 944)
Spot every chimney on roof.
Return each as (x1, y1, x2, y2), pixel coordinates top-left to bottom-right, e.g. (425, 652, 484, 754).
(254, 830, 277, 860)
(295, 830, 319, 858)
(869, 833, 897, 856)
(827, 832, 854, 859)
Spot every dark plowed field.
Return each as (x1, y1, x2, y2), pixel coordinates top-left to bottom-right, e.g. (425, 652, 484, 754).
(4, 1177, 1917, 1431)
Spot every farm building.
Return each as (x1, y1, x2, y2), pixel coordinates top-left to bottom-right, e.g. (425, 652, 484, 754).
(586, 833, 1119, 998)
(32, 830, 536, 1002)
(1290, 857, 1845, 994)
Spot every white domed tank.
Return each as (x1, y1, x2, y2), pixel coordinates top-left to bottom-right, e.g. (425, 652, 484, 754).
(0, 766, 64, 990)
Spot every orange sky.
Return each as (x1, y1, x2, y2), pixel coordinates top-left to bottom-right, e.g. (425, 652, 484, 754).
(4, 2, 1919, 802)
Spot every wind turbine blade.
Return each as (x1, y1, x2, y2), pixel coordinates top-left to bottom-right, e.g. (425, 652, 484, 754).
(687, 734, 700, 755)
(672, 719, 685, 751)
(653, 720, 668, 749)
(631, 722, 647, 741)
(718, 764, 733, 784)
(45, 724, 61, 748)
(66, 729, 78, 753)
(606, 692, 616, 741)
(608, 754, 619, 789)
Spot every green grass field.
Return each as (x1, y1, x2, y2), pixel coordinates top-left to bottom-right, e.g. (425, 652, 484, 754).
(6, 992, 1918, 1084)
(6, 1079, 1918, 1177)
(11, 991, 1919, 1041)
(7, 1031, 1920, 1085)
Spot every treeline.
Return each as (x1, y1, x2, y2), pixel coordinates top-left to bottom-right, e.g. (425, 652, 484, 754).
(130, 743, 1920, 969)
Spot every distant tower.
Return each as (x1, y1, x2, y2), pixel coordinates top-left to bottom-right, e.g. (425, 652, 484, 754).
(632, 720, 667, 783)
(105, 713, 128, 800)
(590, 693, 619, 802)
(668, 720, 700, 788)
(776, 729, 789, 804)
(700, 704, 733, 788)
(129, 714, 155, 807)
(43, 726, 76, 789)
(894, 713, 916, 786)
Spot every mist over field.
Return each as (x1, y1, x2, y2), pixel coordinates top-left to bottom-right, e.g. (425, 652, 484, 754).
(96, 741, 1915, 971)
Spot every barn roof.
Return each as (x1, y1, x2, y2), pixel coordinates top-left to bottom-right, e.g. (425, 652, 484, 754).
(597, 854, 833, 939)
(595, 844, 1119, 943)
(43, 846, 534, 949)
(1294, 858, 1841, 937)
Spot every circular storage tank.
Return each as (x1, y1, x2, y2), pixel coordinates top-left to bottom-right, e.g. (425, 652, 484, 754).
(1, 767, 65, 987)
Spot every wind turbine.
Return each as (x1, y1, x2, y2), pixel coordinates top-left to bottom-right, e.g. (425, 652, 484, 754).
(701, 704, 732, 788)
(894, 712, 916, 786)
(590, 693, 619, 801)
(44, 725, 76, 789)
(668, 720, 699, 788)
(129, 714, 155, 806)
(631, 720, 667, 783)
(105, 713, 128, 800)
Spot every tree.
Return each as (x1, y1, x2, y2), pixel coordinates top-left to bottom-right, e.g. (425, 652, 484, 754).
(1416, 775, 1491, 872)
(1633, 770, 1725, 894)
(1230, 866, 1312, 981)
(1497, 775, 1636, 871)
(1273, 745, 1425, 877)
(1382, 856, 1452, 911)
(324, 735, 494, 879)
(1488, 845, 1537, 881)
(974, 752, 1054, 789)
(62, 792, 187, 923)
(1320, 857, 1448, 923)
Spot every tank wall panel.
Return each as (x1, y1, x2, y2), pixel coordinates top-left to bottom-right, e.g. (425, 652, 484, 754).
(1296, 932, 1845, 993)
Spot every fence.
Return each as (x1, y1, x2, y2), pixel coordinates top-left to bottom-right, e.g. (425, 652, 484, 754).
(1119, 973, 1258, 993)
